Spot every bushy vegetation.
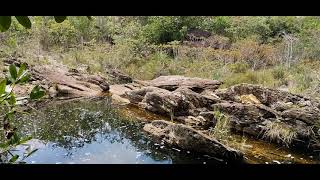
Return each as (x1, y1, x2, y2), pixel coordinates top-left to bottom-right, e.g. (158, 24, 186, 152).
(2, 16, 320, 98)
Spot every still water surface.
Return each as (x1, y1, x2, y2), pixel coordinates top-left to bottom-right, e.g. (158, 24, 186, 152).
(10, 98, 224, 164)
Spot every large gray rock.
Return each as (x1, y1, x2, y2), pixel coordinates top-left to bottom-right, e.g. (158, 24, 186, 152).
(127, 86, 219, 117)
(29, 65, 111, 97)
(149, 75, 222, 92)
(143, 120, 243, 163)
(213, 102, 279, 123)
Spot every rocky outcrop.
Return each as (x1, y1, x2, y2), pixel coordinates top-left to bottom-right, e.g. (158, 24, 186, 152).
(140, 87, 190, 116)
(126, 78, 320, 151)
(126, 86, 165, 104)
(143, 120, 243, 163)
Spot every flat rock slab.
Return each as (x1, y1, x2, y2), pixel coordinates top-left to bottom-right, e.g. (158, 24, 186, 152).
(149, 75, 222, 92)
(30, 65, 109, 98)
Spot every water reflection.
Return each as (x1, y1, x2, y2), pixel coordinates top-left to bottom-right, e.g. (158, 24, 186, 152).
(5, 97, 223, 164)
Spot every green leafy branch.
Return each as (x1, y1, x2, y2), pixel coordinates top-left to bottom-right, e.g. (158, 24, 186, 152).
(0, 16, 92, 32)
(0, 63, 45, 163)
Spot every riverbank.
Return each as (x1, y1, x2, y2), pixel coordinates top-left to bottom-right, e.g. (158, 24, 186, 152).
(2, 59, 320, 164)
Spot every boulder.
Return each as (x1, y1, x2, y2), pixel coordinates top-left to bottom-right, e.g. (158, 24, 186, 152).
(126, 86, 167, 104)
(140, 88, 190, 116)
(143, 120, 243, 163)
(106, 68, 133, 84)
(86, 75, 110, 92)
(174, 87, 218, 110)
(29, 65, 110, 97)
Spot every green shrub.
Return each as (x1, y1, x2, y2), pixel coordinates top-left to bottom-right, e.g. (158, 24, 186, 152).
(231, 37, 278, 70)
(142, 16, 193, 44)
(47, 19, 77, 48)
(200, 16, 232, 36)
(69, 16, 96, 42)
(228, 62, 249, 73)
(294, 73, 314, 92)
(272, 66, 286, 80)
(223, 71, 259, 87)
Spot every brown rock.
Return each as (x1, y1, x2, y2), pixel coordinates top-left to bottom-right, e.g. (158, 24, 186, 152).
(216, 83, 320, 107)
(140, 88, 190, 116)
(174, 87, 218, 110)
(86, 75, 110, 92)
(126, 86, 166, 104)
(135, 87, 219, 117)
(282, 107, 320, 125)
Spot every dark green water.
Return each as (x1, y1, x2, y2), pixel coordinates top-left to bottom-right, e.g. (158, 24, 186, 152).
(2, 97, 226, 164)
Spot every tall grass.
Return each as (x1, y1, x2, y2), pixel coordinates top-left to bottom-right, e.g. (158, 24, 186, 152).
(262, 121, 298, 146)
(209, 110, 231, 143)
